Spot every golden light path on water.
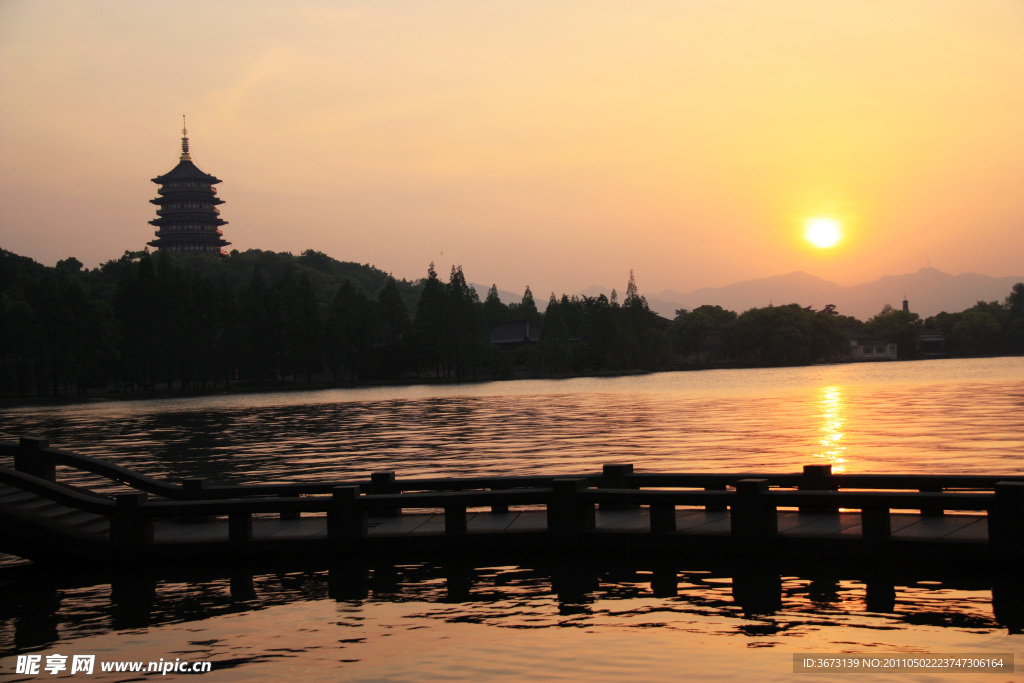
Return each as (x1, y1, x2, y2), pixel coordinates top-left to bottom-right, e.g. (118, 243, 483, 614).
(815, 385, 847, 473)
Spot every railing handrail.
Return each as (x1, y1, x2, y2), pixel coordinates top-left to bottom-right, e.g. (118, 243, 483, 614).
(0, 465, 115, 515)
(4, 438, 1022, 512)
(140, 488, 558, 517)
(198, 472, 1024, 499)
(1, 474, 996, 522)
(627, 472, 1024, 490)
(1, 440, 184, 498)
(197, 475, 596, 498)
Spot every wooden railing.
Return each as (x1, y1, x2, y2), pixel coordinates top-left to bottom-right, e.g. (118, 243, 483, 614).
(3, 437, 1024, 560)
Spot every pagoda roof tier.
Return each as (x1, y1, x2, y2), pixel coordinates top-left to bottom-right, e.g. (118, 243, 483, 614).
(153, 188, 222, 199)
(149, 233, 229, 245)
(151, 233, 227, 242)
(151, 159, 221, 185)
(149, 217, 228, 227)
(152, 206, 223, 216)
(151, 196, 225, 206)
(147, 241, 231, 254)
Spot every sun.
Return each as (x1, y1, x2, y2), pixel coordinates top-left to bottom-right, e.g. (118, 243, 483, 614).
(804, 217, 843, 248)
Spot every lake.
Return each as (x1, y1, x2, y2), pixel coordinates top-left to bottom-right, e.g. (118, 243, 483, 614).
(2, 358, 1023, 680)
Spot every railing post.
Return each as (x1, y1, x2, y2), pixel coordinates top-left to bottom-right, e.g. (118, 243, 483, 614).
(800, 464, 837, 514)
(180, 478, 211, 522)
(111, 492, 152, 548)
(548, 478, 595, 537)
(279, 494, 301, 521)
(490, 484, 509, 514)
(229, 511, 253, 541)
(371, 471, 399, 517)
(919, 485, 945, 517)
(601, 464, 636, 510)
(15, 437, 55, 482)
(650, 503, 676, 532)
(445, 505, 468, 534)
(730, 479, 776, 538)
(182, 478, 208, 499)
(328, 486, 366, 540)
(704, 483, 727, 512)
(861, 506, 891, 538)
(991, 482, 1024, 559)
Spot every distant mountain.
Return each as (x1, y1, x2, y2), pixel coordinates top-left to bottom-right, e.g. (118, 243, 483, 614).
(470, 283, 522, 306)
(642, 268, 1024, 321)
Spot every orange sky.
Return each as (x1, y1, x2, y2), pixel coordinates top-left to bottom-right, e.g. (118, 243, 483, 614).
(2, 0, 1022, 299)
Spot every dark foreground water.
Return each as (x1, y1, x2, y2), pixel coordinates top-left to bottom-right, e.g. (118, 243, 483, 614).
(2, 358, 1024, 680)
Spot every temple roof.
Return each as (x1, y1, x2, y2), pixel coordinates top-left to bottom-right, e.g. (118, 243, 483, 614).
(151, 159, 221, 185)
(151, 119, 221, 184)
(489, 320, 542, 345)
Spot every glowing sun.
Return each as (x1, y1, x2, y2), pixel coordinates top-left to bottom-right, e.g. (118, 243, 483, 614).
(804, 217, 843, 248)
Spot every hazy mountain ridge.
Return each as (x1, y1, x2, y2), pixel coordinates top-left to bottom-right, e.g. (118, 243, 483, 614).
(654, 269, 1024, 321)
(579, 269, 1024, 322)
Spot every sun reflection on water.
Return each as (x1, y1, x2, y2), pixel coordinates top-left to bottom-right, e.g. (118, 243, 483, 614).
(815, 385, 847, 473)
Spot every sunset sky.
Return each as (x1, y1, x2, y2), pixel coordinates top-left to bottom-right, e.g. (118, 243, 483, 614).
(2, 0, 1022, 299)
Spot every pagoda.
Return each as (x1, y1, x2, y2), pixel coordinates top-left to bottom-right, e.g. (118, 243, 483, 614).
(148, 118, 230, 256)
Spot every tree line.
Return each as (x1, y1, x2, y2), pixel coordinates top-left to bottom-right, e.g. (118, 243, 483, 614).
(2, 247, 1022, 398)
(0, 249, 672, 396)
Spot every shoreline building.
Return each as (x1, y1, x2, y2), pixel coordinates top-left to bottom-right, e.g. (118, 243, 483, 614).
(148, 120, 230, 256)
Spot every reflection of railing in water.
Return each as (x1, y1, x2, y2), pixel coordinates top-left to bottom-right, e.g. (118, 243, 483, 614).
(4, 557, 1024, 653)
(2, 437, 1024, 567)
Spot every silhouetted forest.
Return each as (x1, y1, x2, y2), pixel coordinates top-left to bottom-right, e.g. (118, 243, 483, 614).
(0, 248, 673, 396)
(2, 248, 1023, 398)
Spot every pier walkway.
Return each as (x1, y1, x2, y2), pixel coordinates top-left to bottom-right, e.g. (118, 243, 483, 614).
(2, 438, 1023, 567)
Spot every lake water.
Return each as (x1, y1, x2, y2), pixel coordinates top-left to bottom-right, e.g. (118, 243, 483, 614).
(2, 358, 1024, 680)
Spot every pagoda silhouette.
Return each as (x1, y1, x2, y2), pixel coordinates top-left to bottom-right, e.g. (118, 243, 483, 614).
(148, 118, 230, 256)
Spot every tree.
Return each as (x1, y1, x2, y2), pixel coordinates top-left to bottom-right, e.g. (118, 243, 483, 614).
(56, 256, 83, 275)
(447, 265, 483, 379)
(325, 280, 374, 382)
(509, 285, 541, 325)
(376, 276, 411, 378)
(0, 300, 37, 395)
(482, 284, 508, 327)
(671, 305, 737, 359)
(239, 265, 277, 381)
(724, 304, 848, 366)
(1004, 283, 1024, 352)
(865, 304, 922, 359)
(413, 263, 448, 378)
(1005, 283, 1024, 319)
(292, 273, 323, 383)
(378, 276, 410, 347)
(539, 293, 572, 372)
(624, 270, 646, 311)
(582, 294, 624, 369)
(952, 311, 1003, 355)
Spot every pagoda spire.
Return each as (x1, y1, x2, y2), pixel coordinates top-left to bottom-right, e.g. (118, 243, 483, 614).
(180, 114, 191, 161)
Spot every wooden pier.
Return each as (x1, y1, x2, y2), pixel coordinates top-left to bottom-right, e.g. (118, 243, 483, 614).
(2, 437, 1024, 567)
